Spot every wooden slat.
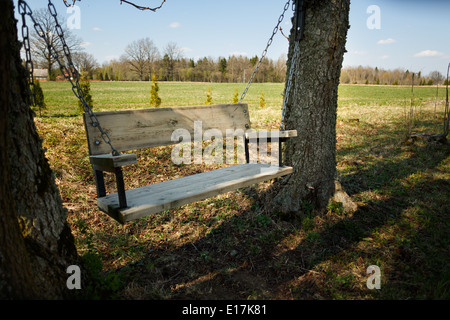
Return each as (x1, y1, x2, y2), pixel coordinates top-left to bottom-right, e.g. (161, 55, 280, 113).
(90, 154, 137, 172)
(98, 163, 293, 223)
(84, 104, 251, 155)
(245, 129, 298, 140)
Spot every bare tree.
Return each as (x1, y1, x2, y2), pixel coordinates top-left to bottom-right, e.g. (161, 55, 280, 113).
(30, 8, 83, 80)
(429, 70, 444, 85)
(72, 52, 98, 79)
(274, 54, 287, 82)
(227, 55, 251, 83)
(162, 42, 183, 81)
(123, 37, 160, 81)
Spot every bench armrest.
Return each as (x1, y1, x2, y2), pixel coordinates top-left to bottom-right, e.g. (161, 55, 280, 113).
(244, 129, 297, 140)
(90, 154, 137, 173)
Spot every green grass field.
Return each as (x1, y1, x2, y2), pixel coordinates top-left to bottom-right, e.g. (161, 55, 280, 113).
(38, 81, 448, 128)
(35, 81, 450, 300)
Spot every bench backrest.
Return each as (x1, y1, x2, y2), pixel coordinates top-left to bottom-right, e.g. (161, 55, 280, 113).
(83, 103, 251, 156)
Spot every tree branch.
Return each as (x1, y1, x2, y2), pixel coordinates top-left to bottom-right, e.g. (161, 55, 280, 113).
(120, 0, 167, 11)
(279, 27, 290, 41)
(63, 0, 167, 12)
(62, 0, 76, 7)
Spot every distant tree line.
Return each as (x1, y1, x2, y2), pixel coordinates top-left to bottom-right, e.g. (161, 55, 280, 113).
(92, 38, 288, 83)
(340, 66, 448, 86)
(28, 27, 287, 83)
(26, 14, 446, 87)
(95, 53, 288, 83)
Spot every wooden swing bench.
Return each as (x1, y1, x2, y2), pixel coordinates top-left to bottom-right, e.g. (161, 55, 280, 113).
(84, 103, 297, 224)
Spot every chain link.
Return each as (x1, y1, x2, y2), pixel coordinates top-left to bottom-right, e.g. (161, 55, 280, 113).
(280, 41, 300, 130)
(239, 0, 292, 104)
(18, 0, 36, 107)
(19, 0, 120, 156)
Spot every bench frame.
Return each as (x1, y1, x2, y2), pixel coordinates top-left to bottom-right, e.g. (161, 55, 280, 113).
(83, 104, 297, 223)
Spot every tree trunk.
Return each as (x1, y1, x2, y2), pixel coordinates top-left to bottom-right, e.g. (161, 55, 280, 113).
(274, 0, 350, 215)
(0, 0, 78, 299)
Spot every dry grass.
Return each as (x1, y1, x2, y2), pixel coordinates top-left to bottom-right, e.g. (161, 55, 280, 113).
(35, 82, 450, 300)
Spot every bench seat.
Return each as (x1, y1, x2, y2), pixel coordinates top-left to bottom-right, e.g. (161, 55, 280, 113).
(98, 163, 293, 223)
(84, 104, 297, 223)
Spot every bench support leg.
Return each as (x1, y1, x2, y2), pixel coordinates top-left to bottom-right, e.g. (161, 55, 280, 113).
(114, 167, 128, 209)
(244, 136, 286, 166)
(278, 140, 283, 166)
(244, 137, 250, 164)
(278, 138, 289, 167)
(94, 170, 106, 198)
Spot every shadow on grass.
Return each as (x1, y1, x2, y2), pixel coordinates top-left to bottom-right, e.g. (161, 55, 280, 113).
(99, 139, 449, 300)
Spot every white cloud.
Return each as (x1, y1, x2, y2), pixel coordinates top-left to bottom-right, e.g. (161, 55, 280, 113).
(92, 27, 102, 31)
(414, 50, 445, 57)
(380, 55, 389, 60)
(169, 22, 180, 28)
(377, 38, 396, 45)
(180, 47, 193, 53)
(80, 41, 91, 47)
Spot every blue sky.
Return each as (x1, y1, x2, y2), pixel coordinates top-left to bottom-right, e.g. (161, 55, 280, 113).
(17, 0, 450, 76)
(345, 0, 450, 76)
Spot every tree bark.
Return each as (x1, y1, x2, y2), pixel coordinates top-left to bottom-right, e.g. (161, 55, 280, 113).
(0, 0, 78, 299)
(274, 0, 350, 215)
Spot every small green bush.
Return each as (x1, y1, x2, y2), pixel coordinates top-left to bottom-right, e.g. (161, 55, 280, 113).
(205, 87, 213, 105)
(260, 91, 266, 108)
(77, 252, 123, 300)
(78, 72, 93, 113)
(327, 201, 345, 215)
(150, 75, 162, 107)
(232, 88, 239, 104)
(32, 80, 46, 115)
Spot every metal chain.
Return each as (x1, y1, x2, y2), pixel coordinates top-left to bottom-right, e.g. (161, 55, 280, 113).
(18, 0, 120, 156)
(280, 0, 305, 129)
(239, 0, 292, 103)
(18, 0, 36, 107)
(280, 41, 300, 130)
(62, 0, 76, 7)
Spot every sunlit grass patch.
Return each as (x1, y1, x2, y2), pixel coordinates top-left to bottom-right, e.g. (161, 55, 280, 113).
(34, 82, 450, 300)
